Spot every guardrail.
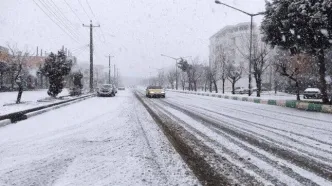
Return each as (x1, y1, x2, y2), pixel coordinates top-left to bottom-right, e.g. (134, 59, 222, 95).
(0, 94, 95, 126)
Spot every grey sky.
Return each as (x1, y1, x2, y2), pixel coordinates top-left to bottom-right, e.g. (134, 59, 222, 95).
(0, 0, 265, 78)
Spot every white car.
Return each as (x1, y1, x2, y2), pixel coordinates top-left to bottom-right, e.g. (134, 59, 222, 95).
(303, 88, 321, 99)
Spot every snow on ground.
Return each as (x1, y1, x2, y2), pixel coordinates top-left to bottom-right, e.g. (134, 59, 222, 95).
(140, 90, 332, 185)
(0, 90, 199, 186)
(0, 89, 69, 115)
(170, 89, 323, 102)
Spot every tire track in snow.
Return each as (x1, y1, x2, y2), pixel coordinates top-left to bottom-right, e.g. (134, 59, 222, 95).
(155, 98, 332, 184)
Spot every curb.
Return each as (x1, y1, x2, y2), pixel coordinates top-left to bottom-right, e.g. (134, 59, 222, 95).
(168, 90, 332, 114)
(0, 94, 95, 126)
(25, 96, 91, 119)
(0, 119, 11, 127)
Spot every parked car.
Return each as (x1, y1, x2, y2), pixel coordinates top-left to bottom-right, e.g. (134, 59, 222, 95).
(146, 86, 165, 98)
(118, 86, 125, 90)
(234, 87, 246, 94)
(303, 88, 321, 99)
(97, 84, 117, 97)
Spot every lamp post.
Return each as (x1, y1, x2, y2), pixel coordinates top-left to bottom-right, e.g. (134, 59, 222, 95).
(160, 54, 191, 90)
(215, 0, 265, 96)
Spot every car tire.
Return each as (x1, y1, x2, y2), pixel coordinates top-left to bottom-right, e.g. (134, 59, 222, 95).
(303, 96, 306, 99)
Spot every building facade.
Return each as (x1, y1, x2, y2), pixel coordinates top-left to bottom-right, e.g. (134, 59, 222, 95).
(209, 22, 258, 92)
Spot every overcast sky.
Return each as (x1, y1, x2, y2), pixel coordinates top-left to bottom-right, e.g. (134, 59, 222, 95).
(0, 0, 265, 78)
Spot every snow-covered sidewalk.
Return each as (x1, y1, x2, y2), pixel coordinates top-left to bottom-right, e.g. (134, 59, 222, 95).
(0, 90, 199, 186)
(0, 89, 69, 115)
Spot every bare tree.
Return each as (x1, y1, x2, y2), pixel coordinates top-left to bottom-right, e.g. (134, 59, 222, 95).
(190, 57, 204, 92)
(157, 70, 165, 87)
(214, 44, 229, 93)
(167, 70, 176, 89)
(227, 64, 243, 94)
(203, 66, 213, 92)
(7, 44, 29, 104)
(179, 71, 187, 91)
(236, 32, 271, 97)
(273, 49, 314, 101)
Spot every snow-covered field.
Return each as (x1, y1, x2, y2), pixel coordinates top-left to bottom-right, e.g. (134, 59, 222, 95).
(0, 90, 199, 186)
(138, 90, 332, 185)
(0, 89, 69, 115)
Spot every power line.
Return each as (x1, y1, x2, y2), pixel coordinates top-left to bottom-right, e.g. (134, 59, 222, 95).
(85, 0, 96, 19)
(63, 0, 83, 23)
(78, 0, 91, 20)
(37, 0, 80, 40)
(33, 0, 79, 43)
(47, 0, 79, 34)
(44, 0, 81, 39)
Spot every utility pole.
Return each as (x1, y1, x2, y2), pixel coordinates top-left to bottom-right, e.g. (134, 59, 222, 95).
(114, 64, 116, 85)
(83, 20, 100, 92)
(37, 46, 39, 56)
(106, 55, 114, 84)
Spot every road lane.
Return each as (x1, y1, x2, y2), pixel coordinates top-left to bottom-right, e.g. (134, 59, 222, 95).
(141, 90, 332, 185)
(0, 90, 199, 186)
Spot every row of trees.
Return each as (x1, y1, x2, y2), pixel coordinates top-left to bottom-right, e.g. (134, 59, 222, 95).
(152, 0, 332, 104)
(0, 45, 82, 104)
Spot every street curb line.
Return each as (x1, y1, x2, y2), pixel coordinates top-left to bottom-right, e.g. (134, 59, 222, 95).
(25, 96, 93, 119)
(0, 119, 11, 127)
(168, 90, 332, 114)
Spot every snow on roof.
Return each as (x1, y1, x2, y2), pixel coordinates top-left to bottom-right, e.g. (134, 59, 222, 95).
(304, 88, 320, 92)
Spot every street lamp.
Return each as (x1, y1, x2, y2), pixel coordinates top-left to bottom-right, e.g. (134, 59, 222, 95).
(160, 54, 191, 90)
(215, 0, 265, 96)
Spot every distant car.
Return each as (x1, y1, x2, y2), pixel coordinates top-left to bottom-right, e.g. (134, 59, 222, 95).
(303, 88, 321, 99)
(146, 86, 165, 98)
(234, 87, 246, 94)
(118, 86, 125, 90)
(97, 84, 116, 97)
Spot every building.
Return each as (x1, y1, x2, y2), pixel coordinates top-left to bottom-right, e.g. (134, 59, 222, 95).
(209, 22, 258, 91)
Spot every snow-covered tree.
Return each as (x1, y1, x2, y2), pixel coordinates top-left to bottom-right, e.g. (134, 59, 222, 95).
(42, 50, 72, 97)
(261, 0, 332, 103)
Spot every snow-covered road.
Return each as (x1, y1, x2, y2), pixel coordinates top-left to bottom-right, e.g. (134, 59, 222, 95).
(0, 90, 199, 186)
(137, 90, 332, 185)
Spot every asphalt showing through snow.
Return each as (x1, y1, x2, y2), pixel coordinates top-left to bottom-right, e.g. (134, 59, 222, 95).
(137, 90, 332, 186)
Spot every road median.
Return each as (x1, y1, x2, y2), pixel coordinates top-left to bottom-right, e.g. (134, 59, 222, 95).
(0, 94, 95, 126)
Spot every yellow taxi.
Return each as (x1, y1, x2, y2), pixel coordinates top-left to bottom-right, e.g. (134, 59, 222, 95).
(146, 86, 165, 98)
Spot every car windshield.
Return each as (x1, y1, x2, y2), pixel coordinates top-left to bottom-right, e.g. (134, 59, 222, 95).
(1, 0, 332, 185)
(148, 86, 162, 89)
(101, 85, 112, 89)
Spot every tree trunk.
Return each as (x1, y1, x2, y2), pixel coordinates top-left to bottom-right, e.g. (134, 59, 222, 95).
(213, 80, 218, 93)
(194, 81, 197, 91)
(209, 81, 212, 92)
(256, 75, 261, 97)
(0, 72, 3, 88)
(16, 84, 23, 104)
(317, 50, 329, 103)
(232, 80, 235, 94)
(295, 81, 300, 101)
(222, 78, 225, 94)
